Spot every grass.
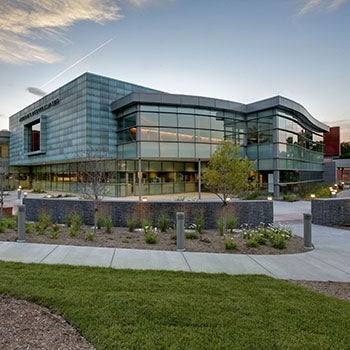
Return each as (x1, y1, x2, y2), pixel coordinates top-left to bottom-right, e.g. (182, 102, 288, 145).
(0, 262, 349, 349)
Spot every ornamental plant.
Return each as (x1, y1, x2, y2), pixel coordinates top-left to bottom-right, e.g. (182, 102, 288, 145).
(85, 230, 95, 241)
(224, 237, 237, 250)
(193, 209, 205, 234)
(126, 217, 136, 232)
(242, 223, 292, 250)
(104, 216, 113, 234)
(158, 213, 169, 233)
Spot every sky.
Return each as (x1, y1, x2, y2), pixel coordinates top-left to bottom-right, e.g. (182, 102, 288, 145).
(1, 0, 349, 140)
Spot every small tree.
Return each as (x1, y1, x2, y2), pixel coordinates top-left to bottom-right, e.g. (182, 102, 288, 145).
(76, 148, 111, 233)
(341, 142, 350, 159)
(202, 141, 255, 233)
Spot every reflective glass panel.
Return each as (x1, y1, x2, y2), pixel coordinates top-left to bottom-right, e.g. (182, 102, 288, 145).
(159, 113, 177, 127)
(196, 144, 211, 158)
(159, 128, 177, 141)
(140, 127, 159, 141)
(160, 142, 178, 157)
(140, 112, 158, 126)
(196, 116, 210, 129)
(179, 143, 195, 158)
(178, 114, 195, 128)
(178, 129, 194, 142)
(141, 142, 159, 157)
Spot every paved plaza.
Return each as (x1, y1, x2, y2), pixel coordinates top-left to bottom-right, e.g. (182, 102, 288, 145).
(0, 191, 349, 282)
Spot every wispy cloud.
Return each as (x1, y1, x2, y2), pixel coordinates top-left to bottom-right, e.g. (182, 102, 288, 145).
(0, 0, 122, 64)
(27, 36, 115, 96)
(126, 0, 176, 6)
(297, 0, 347, 16)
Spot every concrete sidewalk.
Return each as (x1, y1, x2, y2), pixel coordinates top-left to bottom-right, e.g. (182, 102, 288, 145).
(0, 195, 349, 282)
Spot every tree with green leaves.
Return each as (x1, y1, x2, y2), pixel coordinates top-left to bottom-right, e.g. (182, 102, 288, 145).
(202, 141, 255, 233)
(341, 142, 350, 159)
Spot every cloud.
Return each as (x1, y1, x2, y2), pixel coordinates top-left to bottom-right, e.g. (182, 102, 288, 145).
(27, 87, 47, 97)
(297, 0, 347, 16)
(126, 0, 175, 6)
(0, 0, 123, 64)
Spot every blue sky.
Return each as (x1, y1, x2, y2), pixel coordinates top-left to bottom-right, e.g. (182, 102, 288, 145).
(1, 0, 349, 140)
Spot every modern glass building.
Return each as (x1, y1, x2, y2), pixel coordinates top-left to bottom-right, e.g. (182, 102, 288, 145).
(9, 72, 329, 198)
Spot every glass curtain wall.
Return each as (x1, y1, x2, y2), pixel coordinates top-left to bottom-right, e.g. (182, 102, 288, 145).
(115, 104, 245, 195)
(277, 110, 324, 184)
(246, 109, 274, 190)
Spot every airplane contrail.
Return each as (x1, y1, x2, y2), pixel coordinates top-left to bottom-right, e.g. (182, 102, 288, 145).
(39, 37, 115, 89)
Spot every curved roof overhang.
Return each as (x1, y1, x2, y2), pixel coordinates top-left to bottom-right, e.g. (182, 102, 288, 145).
(246, 96, 329, 133)
(111, 93, 329, 133)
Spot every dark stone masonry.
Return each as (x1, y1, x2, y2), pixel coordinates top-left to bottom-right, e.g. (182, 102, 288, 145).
(311, 198, 350, 226)
(23, 198, 273, 229)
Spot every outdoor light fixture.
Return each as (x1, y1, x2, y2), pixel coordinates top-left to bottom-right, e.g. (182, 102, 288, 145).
(310, 194, 316, 199)
(267, 196, 273, 201)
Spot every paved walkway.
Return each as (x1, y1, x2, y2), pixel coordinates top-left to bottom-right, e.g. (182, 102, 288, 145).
(0, 192, 349, 282)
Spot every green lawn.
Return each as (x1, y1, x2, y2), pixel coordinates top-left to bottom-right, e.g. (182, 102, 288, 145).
(0, 262, 349, 349)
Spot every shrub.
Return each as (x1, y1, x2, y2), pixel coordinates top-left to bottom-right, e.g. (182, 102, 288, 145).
(217, 217, 224, 235)
(270, 234, 287, 249)
(243, 223, 292, 250)
(185, 231, 199, 240)
(256, 234, 267, 245)
(246, 237, 260, 248)
(126, 217, 136, 232)
(104, 216, 113, 234)
(50, 226, 60, 239)
(35, 223, 47, 235)
(142, 218, 152, 230)
(224, 237, 237, 250)
(0, 221, 6, 233)
(242, 190, 260, 200)
(25, 223, 35, 234)
(193, 210, 205, 233)
(96, 216, 105, 229)
(170, 233, 177, 240)
(38, 212, 51, 229)
(65, 212, 83, 229)
(1, 216, 17, 230)
(158, 213, 169, 233)
(50, 224, 60, 237)
(69, 225, 80, 237)
(227, 214, 238, 233)
(85, 230, 95, 241)
(282, 193, 298, 202)
(144, 231, 158, 244)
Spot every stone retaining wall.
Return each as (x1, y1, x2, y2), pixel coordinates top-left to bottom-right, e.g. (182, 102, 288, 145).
(23, 198, 273, 229)
(311, 198, 350, 226)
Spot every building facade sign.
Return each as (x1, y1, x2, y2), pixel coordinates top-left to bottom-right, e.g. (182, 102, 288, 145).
(19, 98, 60, 122)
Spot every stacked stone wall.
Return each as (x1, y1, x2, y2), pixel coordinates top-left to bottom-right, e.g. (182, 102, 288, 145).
(311, 198, 350, 226)
(23, 198, 273, 229)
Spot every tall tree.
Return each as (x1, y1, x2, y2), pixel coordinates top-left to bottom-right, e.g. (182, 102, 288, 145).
(202, 141, 255, 233)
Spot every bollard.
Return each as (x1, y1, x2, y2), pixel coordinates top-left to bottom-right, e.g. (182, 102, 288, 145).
(176, 212, 185, 252)
(303, 213, 313, 249)
(17, 204, 26, 243)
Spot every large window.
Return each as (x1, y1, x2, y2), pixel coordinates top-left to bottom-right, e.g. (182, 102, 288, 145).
(25, 119, 46, 154)
(116, 104, 236, 159)
(30, 122, 40, 151)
